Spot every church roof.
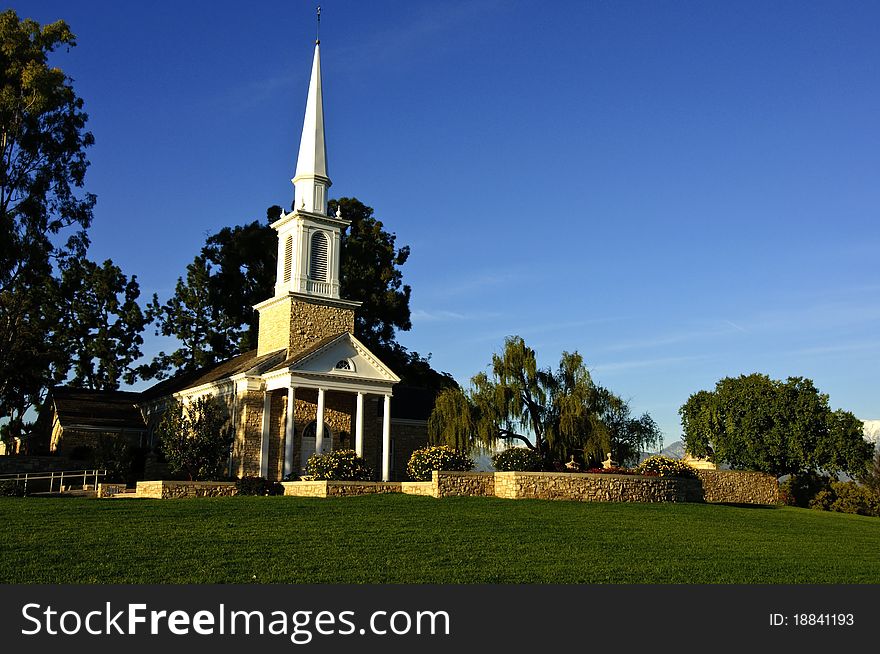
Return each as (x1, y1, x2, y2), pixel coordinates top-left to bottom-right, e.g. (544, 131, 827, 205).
(141, 349, 287, 400)
(50, 387, 147, 431)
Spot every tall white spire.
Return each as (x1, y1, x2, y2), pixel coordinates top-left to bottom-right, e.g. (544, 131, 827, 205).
(292, 42, 331, 215)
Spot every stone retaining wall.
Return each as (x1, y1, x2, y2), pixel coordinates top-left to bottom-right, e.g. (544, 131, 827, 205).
(124, 469, 779, 504)
(281, 480, 402, 498)
(434, 471, 495, 497)
(96, 483, 128, 498)
(135, 481, 237, 499)
(494, 471, 702, 503)
(694, 470, 779, 504)
(400, 481, 435, 497)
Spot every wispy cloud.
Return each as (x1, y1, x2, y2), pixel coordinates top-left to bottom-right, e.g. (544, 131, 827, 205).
(590, 355, 710, 375)
(603, 323, 743, 352)
(424, 268, 541, 300)
(467, 317, 626, 345)
(333, 0, 507, 74)
(783, 341, 880, 358)
(411, 308, 503, 322)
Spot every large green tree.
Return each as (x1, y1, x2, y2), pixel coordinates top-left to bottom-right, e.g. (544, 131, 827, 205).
(142, 255, 217, 379)
(680, 374, 873, 478)
(57, 257, 146, 389)
(428, 336, 660, 468)
(0, 11, 95, 446)
(144, 198, 454, 389)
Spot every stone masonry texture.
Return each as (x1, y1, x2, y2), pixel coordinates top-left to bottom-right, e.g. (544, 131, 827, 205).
(257, 295, 355, 357)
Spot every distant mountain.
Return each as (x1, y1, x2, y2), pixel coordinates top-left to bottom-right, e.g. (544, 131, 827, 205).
(862, 419, 880, 449)
(637, 440, 685, 463)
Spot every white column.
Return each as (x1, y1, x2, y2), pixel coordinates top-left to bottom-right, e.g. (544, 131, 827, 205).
(315, 388, 326, 455)
(260, 391, 271, 478)
(382, 394, 391, 481)
(283, 386, 296, 478)
(355, 392, 365, 457)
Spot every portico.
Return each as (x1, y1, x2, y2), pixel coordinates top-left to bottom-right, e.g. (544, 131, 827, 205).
(253, 332, 399, 480)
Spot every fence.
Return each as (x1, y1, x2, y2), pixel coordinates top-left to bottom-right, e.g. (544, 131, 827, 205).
(0, 469, 107, 495)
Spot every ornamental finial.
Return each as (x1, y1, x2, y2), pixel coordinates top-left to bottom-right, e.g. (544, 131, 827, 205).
(315, 6, 321, 44)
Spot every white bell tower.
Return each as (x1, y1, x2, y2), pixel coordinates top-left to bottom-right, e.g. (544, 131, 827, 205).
(270, 40, 350, 301)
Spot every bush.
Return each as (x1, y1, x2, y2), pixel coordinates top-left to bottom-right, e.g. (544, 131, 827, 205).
(306, 449, 373, 481)
(0, 480, 25, 497)
(492, 447, 542, 472)
(235, 476, 283, 496)
(810, 481, 880, 517)
(407, 445, 474, 481)
(155, 396, 233, 481)
(780, 472, 833, 508)
(636, 455, 697, 478)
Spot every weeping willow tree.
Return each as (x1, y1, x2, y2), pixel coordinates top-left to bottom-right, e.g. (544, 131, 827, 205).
(428, 336, 660, 468)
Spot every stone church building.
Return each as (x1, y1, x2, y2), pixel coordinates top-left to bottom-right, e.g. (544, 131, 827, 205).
(49, 41, 432, 481)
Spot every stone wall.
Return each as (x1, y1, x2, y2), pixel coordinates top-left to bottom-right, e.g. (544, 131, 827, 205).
(256, 295, 355, 357)
(694, 470, 779, 504)
(287, 300, 354, 358)
(400, 481, 435, 497)
(97, 483, 128, 498)
(434, 471, 495, 497)
(389, 420, 430, 482)
(0, 455, 76, 474)
(135, 480, 237, 499)
(281, 480, 402, 497)
(235, 390, 265, 478)
(493, 471, 702, 503)
(51, 427, 143, 457)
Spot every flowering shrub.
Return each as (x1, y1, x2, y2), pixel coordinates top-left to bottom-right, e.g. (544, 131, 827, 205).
(492, 447, 542, 472)
(236, 476, 283, 496)
(307, 449, 373, 481)
(636, 455, 697, 478)
(407, 445, 474, 481)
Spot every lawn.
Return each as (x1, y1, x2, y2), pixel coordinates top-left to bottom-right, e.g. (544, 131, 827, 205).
(1, 495, 878, 583)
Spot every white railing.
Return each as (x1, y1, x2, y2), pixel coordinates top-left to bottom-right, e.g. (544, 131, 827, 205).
(0, 469, 107, 494)
(306, 279, 332, 296)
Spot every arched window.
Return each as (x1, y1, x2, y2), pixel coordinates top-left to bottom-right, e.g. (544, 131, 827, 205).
(283, 235, 293, 283)
(334, 359, 352, 371)
(309, 231, 328, 281)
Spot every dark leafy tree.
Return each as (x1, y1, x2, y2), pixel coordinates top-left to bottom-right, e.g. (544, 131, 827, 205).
(0, 11, 95, 448)
(428, 336, 659, 468)
(680, 374, 874, 478)
(141, 256, 217, 379)
(331, 198, 411, 351)
(58, 257, 146, 389)
(201, 206, 280, 353)
(155, 396, 232, 481)
(594, 386, 662, 466)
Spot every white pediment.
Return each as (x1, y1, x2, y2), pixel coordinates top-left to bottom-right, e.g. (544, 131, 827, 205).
(290, 333, 400, 383)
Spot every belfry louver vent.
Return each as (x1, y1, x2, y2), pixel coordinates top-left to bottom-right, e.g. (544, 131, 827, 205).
(309, 231, 328, 281)
(283, 235, 293, 283)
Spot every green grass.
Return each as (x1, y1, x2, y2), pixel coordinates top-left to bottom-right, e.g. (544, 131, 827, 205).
(2, 495, 878, 583)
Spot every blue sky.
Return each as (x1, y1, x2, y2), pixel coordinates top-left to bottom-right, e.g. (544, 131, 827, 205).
(12, 0, 880, 443)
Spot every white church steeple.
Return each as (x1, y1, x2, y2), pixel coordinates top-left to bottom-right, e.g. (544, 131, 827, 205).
(264, 36, 356, 306)
(292, 42, 330, 215)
